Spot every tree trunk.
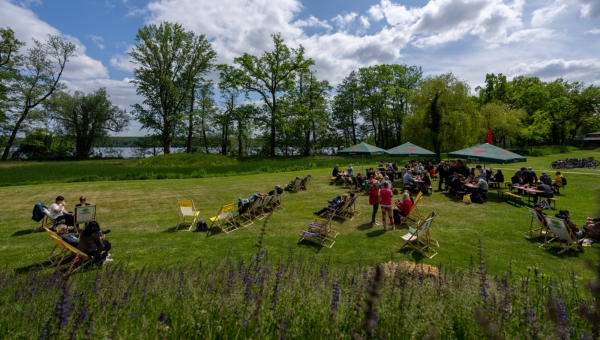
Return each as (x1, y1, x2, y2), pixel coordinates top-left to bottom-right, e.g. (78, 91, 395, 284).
(186, 84, 196, 154)
(1, 108, 30, 161)
(270, 92, 277, 156)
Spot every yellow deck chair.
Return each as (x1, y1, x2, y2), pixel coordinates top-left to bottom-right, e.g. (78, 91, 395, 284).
(176, 200, 200, 231)
(407, 192, 424, 223)
(59, 238, 97, 276)
(45, 229, 69, 268)
(400, 212, 439, 259)
(209, 203, 237, 234)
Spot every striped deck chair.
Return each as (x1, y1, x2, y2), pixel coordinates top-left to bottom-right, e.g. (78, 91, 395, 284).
(256, 195, 274, 220)
(299, 212, 338, 248)
(525, 207, 549, 242)
(271, 191, 284, 211)
(299, 175, 312, 190)
(249, 196, 266, 220)
(209, 203, 237, 234)
(544, 216, 584, 254)
(233, 199, 255, 227)
(55, 237, 96, 276)
(400, 213, 439, 259)
(289, 178, 303, 192)
(339, 196, 361, 221)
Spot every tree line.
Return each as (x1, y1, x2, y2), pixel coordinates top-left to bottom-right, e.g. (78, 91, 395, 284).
(1, 22, 599, 160)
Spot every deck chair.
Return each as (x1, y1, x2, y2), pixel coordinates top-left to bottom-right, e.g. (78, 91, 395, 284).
(299, 175, 312, 190)
(74, 204, 97, 233)
(36, 209, 63, 232)
(209, 203, 237, 234)
(524, 207, 549, 241)
(271, 191, 285, 211)
(176, 200, 200, 231)
(339, 196, 361, 221)
(45, 228, 69, 268)
(256, 195, 274, 220)
(248, 196, 266, 220)
(57, 237, 96, 276)
(342, 176, 354, 189)
(289, 178, 303, 192)
(233, 199, 255, 227)
(400, 213, 439, 259)
(408, 192, 424, 222)
(299, 212, 338, 248)
(544, 216, 584, 254)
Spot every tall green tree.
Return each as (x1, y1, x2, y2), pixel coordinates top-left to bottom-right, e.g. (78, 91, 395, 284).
(404, 73, 477, 157)
(129, 22, 216, 154)
(331, 71, 360, 146)
(1, 35, 76, 161)
(0, 27, 24, 122)
(219, 33, 314, 156)
(47, 88, 130, 160)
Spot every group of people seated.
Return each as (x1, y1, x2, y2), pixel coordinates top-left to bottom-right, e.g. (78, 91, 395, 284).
(238, 185, 284, 207)
(511, 168, 564, 192)
(447, 170, 489, 200)
(314, 193, 355, 216)
(533, 203, 594, 240)
(48, 194, 113, 264)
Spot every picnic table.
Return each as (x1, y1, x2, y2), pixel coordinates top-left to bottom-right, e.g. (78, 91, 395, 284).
(512, 186, 544, 205)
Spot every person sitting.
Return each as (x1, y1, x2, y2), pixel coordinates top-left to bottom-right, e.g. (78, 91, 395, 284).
(584, 217, 600, 240)
(346, 164, 354, 177)
(539, 172, 552, 186)
(552, 171, 564, 192)
(75, 196, 90, 207)
(314, 194, 349, 216)
(511, 171, 523, 186)
(356, 173, 365, 191)
(332, 165, 341, 181)
(284, 177, 301, 191)
(533, 202, 548, 228)
(377, 162, 386, 174)
(555, 209, 584, 238)
(48, 196, 74, 226)
(534, 182, 553, 204)
(56, 224, 79, 247)
(466, 172, 477, 183)
(78, 221, 112, 263)
(366, 168, 376, 180)
(393, 191, 413, 222)
(402, 171, 416, 191)
(486, 166, 494, 181)
(492, 169, 504, 184)
(451, 174, 465, 192)
(476, 174, 489, 198)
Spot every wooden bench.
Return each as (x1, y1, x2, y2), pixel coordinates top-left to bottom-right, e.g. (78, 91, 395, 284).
(504, 192, 522, 203)
(496, 189, 505, 199)
(454, 191, 466, 199)
(548, 197, 558, 209)
(427, 185, 433, 194)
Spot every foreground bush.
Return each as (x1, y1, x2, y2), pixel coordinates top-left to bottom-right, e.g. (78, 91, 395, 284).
(1, 242, 599, 339)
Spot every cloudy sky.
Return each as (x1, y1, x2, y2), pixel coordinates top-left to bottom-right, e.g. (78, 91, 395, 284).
(1, 0, 599, 136)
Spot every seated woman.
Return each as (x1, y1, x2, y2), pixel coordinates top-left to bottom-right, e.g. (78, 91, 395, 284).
(393, 191, 413, 222)
(77, 221, 112, 263)
(56, 224, 79, 247)
(491, 169, 504, 183)
(314, 194, 349, 216)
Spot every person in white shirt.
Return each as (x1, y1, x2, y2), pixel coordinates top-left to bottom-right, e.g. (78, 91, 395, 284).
(49, 196, 74, 226)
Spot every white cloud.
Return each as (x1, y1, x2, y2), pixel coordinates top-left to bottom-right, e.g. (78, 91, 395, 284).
(332, 12, 358, 29)
(87, 35, 105, 49)
(293, 15, 331, 30)
(575, 0, 600, 18)
(510, 59, 600, 84)
(585, 28, 600, 34)
(531, 0, 567, 27)
(368, 0, 417, 25)
(359, 16, 371, 29)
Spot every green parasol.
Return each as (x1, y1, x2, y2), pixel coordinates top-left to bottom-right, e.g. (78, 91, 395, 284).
(386, 142, 436, 157)
(447, 143, 526, 164)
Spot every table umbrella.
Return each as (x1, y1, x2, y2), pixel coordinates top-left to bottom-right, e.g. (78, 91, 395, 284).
(447, 143, 526, 164)
(386, 142, 436, 158)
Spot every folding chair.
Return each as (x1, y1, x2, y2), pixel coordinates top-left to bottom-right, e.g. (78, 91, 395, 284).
(233, 199, 255, 227)
(524, 207, 549, 241)
(176, 200, 200, 231)
(57, 238, 97, 276)
(248, 196, 266, 220)
(74, 204, 97, 233)
(342, 176, 354, 189)
(339, 196, 361, 221)
(299, 175, 312, 190)
(36, 209, 61, 233)
(400, 213, 439, 259)
(208, 203, 237, 234)
(271, 191, 285, 211)
(256, 195, 274, 220)
(45, 228, 69, 268)
(544, 216, 584, 254)
(298, 212, 338, 248)
(290, 178, 303, 192)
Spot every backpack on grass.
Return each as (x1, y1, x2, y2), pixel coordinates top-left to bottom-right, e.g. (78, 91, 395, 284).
(561, 177, 567, 186)
(194, 221, 208, 232)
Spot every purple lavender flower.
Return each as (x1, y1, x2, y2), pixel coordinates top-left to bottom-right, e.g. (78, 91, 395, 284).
(158, 313, 166, 323)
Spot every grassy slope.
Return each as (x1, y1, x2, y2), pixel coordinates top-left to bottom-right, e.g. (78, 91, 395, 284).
(0, 150, 599, 280)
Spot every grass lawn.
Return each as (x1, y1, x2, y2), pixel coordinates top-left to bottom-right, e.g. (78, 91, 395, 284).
(1, 149, 599, 280)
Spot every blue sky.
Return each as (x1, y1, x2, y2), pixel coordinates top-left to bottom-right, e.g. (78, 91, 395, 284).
(1, 0, 599, 136)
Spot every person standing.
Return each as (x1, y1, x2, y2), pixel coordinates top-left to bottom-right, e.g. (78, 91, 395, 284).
(436, 161, 447, 191)
(369, 181, 380, 225)
(379, 182, 394, 230)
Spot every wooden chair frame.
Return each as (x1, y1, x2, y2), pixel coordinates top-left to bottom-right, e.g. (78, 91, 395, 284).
(339, 196, 361, 221)
(176, 199, 200, 231)
(400, 213, 439, 259)
(543, 216, 584, 254)
(299, 212, 338, 248)
(209, 203, 238, 234)
(524, 207, 549, 242)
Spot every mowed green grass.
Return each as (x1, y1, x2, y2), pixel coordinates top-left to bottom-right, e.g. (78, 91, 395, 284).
(0, 149, 599, 280)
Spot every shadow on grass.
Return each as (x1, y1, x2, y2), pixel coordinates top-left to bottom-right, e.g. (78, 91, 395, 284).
(366, 229, 386, 238)
(206, 227, 223, 237)
(297, 240, 324, 253)
(11, 229, 34, 237)
(357, 222, 374, 231)
(162, 225, 186, 233)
